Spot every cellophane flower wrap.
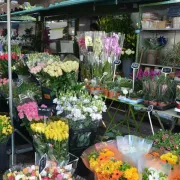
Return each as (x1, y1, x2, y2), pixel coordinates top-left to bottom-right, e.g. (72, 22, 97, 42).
(116, 135, 153, 166)
(81, 141, 139, 180)
(31, 118, 69, 166)
(3, 163, 74, 180)
(138, 154, 172, 180)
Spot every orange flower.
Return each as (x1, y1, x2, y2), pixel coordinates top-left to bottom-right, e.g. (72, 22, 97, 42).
(151, 152, 160, 157)
(111, 170, 123, 179)
(97, 173, 110, 180)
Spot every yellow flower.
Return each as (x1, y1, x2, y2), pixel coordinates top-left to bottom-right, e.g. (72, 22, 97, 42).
(160, 153, 178, 165)
(124, 167, 139, 180)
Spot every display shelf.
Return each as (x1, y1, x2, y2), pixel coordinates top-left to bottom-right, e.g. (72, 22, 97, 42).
(141, 28, 180, 31)
(140, 63, 180, 69)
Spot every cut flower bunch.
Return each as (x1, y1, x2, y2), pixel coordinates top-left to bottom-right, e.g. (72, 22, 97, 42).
(31, 119, 69, 163)
(4, 164, 73, 180)
(87, 148, 139, 180)
(54, 92, 107, 129)
(0, 115, 13, 143)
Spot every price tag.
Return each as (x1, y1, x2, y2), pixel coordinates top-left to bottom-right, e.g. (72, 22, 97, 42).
(131, 63, 139, 69)
(114, 59, 121, 65)
(38, 107, 51, 117)
(39, 154, 47, 174)
(147, 105, 154, 112)
(161, 67, 172, 74)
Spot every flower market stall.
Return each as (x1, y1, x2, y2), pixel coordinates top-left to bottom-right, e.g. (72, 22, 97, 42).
(0, 0, 180, 179)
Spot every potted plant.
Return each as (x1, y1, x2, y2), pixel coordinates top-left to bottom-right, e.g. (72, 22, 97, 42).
(106, 81, 115, 99)
(149, 80, 158, 106)
(157, 75, 175, 107)
(129, 92, 138, 100)
(145, 36, 167, 64)
(118, 77, 132, 91)
(162, 43, 180, 67)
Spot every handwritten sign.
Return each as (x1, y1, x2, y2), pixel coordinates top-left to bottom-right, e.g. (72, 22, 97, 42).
(38, 107, 51, 117)
(131, 63, 139, 69)
(161, 67, 172, 74)
(114, 59, 121, 65)
(39, 154, 47, 174)
(147, 105, 154, 112)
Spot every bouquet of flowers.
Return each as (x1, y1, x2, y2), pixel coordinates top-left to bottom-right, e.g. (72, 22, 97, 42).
(81, 141, 139, 180)
(0, 115, 13, 144)
(54, 91, 106, 147)
(0, 52, 19, 77)
(54, 92, 107, 130)
(31, 119, 69, 164)
(4, 164, 74, 180)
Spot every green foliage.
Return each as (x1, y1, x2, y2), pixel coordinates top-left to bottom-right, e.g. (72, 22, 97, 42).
(162, 43, 180, 66)
(148, 130, 180, 155)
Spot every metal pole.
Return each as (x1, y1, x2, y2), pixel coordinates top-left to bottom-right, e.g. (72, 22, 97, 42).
(148, 112, 155, 135)
(7, 0, 14, 166)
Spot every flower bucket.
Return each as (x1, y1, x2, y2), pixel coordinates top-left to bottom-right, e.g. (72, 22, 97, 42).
(69, 128, 98, 150)
(0, 141, 9, 172)
(146, 50, 158, 64)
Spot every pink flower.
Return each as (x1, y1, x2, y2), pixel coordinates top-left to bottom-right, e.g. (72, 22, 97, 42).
(18, 112, 24, 119)
(41, 104, 47, 108)
(57, 174, 63, 180)
(160, 146, 165, 151)
(167, 147, 171, 151)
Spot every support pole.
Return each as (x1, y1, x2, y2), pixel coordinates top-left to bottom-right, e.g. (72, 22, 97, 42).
(7, 0, 14, 166)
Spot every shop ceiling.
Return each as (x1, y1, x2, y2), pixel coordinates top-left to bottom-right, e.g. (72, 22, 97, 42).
(0, 0, 176, 19)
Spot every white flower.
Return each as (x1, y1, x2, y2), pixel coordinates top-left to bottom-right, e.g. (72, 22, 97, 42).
(148, 173, 159, 180)
(41, 170, 47, 177)
(132, 51, 135, 54)
(83, 99, 90, 104)
(103, 72, 108, 76)
(53, 98, 58, 103)
(92, 106, 98, 112)
(121, 51, 125, 55)
(31, 165, 36, 170)
(84, 78, 88, 83)
(94, 95, 98, 99)
(123, 89, 128, 95)
(15, 174, 26, 180)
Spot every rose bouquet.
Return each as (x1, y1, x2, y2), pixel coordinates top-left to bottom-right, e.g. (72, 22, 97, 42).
(31, 119, 69, 164)
(0, 115, 13, 143)
(4, 164, 73, 180)
(82, 143, 139, 180)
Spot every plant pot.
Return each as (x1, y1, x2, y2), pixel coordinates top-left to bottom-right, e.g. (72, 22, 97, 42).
(158, 102, 168, 107)
(85, 84, 90, 89)
(116, 92, 120, 99)
(0, 140, 9, 171)
(149, 101, 158, 106)
(95, 87, 101, 91)
(89, 87, 95, 92)
(131, 98, 138, 100)
(144, 100, 149, 104)
(108, 91, 116, 99)
(104, 89, 109, 97)
(146, 50, 158, 64)
(122, 58, 133, 78)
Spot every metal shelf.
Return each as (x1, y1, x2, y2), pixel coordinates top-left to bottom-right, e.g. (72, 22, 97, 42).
(140, 63, 180, 69)
(142, 28, 180, 31)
